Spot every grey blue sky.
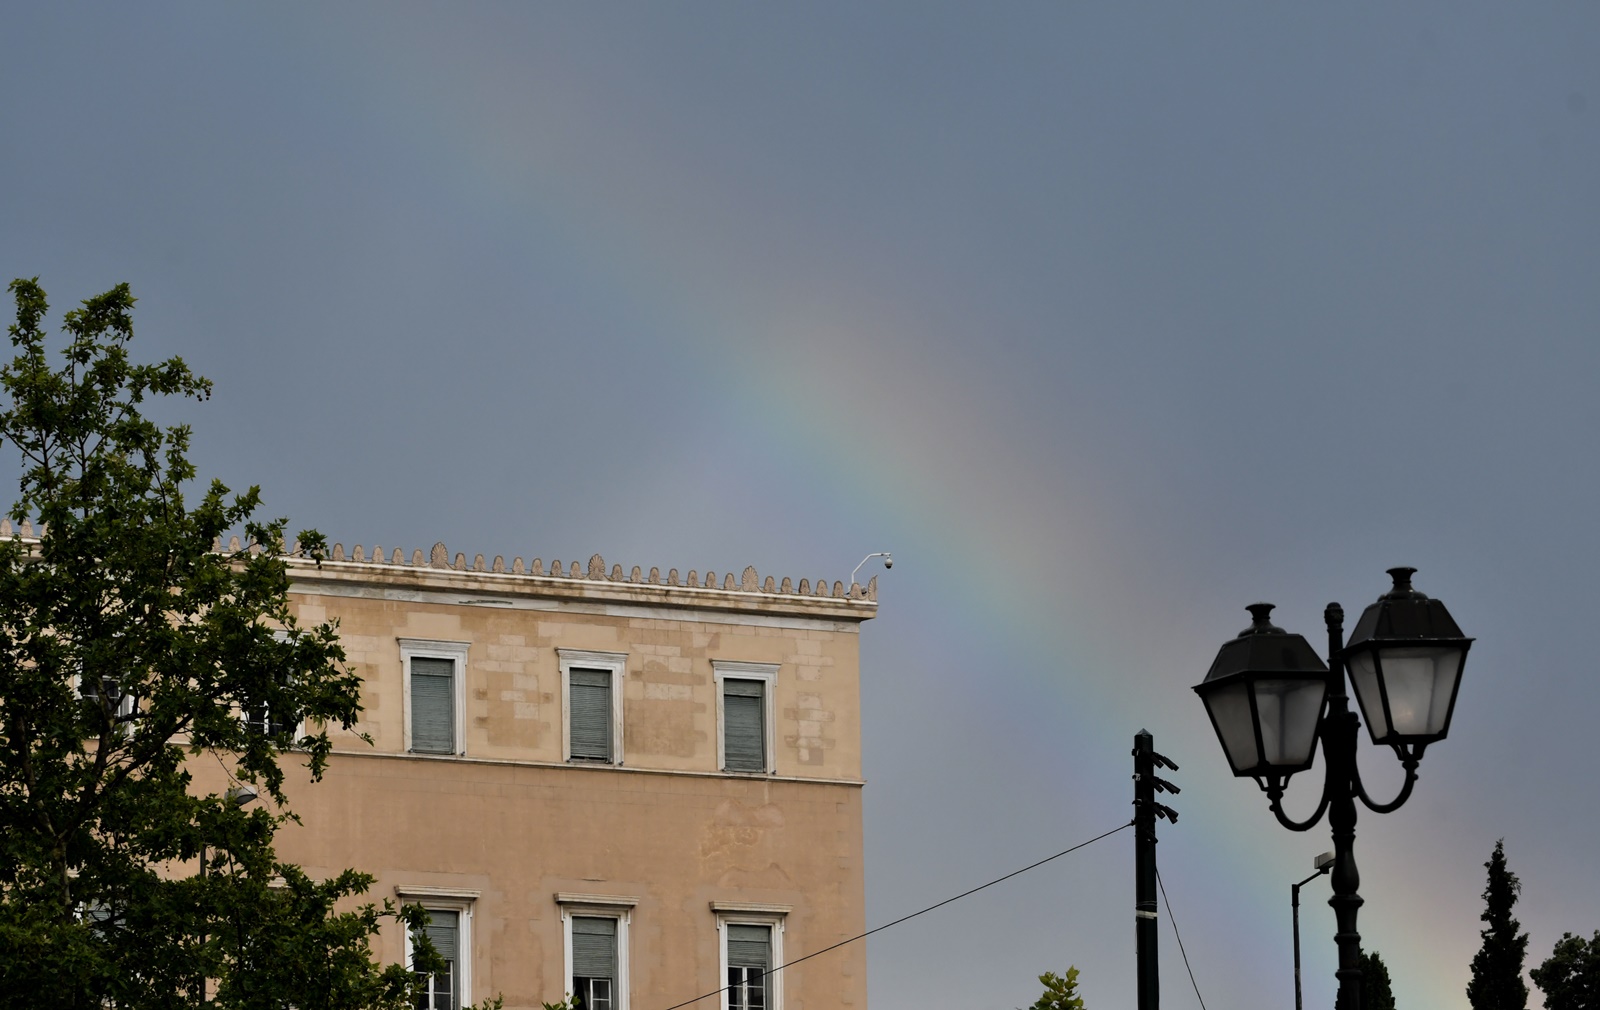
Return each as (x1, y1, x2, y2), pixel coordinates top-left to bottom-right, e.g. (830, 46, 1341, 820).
(5, 5, 1598, 1007)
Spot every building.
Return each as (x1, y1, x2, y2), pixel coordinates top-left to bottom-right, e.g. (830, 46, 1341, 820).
(257, 541, 877, 1010)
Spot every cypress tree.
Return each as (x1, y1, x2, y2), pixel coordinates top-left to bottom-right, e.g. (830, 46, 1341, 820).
(1362, 950, 1397, 1010)
(1467, 839, 1529, 1010)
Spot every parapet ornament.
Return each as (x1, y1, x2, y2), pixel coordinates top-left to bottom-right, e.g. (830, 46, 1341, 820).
(154, 527, 884, 606)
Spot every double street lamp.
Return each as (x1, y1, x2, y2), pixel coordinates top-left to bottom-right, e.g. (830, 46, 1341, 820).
(1193, 567, 1472, 1010)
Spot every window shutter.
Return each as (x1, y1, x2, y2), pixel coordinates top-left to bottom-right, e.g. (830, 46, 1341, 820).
(421, 909, 459, 962)
(726, 924, 771, 970)
(723, 679, 766, 771)
(571, 916, 617, 979)
(568, 668, 612, 760)
(411, 658, 456, 754)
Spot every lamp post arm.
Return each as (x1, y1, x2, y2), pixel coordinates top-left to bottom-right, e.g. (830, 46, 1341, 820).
(1354, 747, 1423, 814)
(1266, 776, 1332, 832)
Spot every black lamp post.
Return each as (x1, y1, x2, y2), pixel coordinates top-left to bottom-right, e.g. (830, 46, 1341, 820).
(1194, 567, 1471, 1010)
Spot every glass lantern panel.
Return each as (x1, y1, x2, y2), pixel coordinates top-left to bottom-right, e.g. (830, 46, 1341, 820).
(1204, 681, 1259, 774)
(1253, 677, 1327, 767)
(1376, 645, 1463, 737)
(1346, 651, 1388, 740)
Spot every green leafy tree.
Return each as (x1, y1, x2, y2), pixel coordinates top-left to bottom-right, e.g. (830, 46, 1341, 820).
(0, 279, 442, 1009)
(1362, 949, 1397, 1010)
(1023, 967, 1087, 1010)
(1468, 839, 1530, 1010)
(1530, 931, 1600, 1010)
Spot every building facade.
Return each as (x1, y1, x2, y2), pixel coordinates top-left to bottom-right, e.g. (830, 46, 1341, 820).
(257, 542, 876, 1010)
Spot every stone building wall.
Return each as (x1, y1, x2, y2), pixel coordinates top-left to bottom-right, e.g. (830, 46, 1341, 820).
(225, 545, 876, 1010)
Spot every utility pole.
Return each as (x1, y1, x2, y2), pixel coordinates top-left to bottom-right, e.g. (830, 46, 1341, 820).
(1133, 730, 1179, 1010)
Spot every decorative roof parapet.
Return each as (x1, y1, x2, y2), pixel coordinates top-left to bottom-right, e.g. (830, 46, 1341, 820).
(0, 521, 880, 609)
(282, 540, 879, 604)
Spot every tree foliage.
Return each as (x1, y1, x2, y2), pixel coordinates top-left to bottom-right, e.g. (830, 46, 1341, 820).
(1024, 967, 1087, 1010)
(1468, 839, 1530, 1010)
(1361, 949, 1397, 1010)
(0, 279, 437, 1008)
(1530, 931, 1600, 1010)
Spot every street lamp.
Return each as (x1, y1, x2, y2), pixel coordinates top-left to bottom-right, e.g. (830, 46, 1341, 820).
(1194, 567, 1472, 1010)
(1294, 852, 1335, 1010)
(200, 784, 259, 1005)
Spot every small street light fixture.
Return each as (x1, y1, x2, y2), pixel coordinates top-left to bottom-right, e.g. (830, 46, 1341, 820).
(1294, 852, 1336, 1010)
(1194, 567, 1473, 1009)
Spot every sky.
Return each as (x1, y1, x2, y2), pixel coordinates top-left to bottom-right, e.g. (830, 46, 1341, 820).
(4, 4, 1598, 1007)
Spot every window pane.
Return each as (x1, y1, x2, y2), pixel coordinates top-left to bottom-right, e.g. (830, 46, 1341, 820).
(723, 681, 766, 771)
(728, 966, 767, 1010)
(410, 659, 456, 754)
(569, 669, 612, 760)
(574, 977, 614, 1010)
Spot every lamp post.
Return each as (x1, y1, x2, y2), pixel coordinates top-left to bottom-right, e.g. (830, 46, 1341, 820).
(1294, 852, 1335, 1010)
(199, 784, 258, 1005)
(1193, 567, 1471, 1010)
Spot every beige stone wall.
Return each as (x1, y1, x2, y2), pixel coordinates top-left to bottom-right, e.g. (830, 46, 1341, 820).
(301, 590, 862, 781)
(268, 758, 866, 1010)
(238, 559, 873, 1010)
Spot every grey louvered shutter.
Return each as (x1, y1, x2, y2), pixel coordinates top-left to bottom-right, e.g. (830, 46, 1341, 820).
(571, 916, 617, 979)
(415, 910, 459, 1010)
(422, 909, 459, 961)
(723, 679, 766, 771)
(568, 668, 612, 760)
(411, 658, 456, 754)
(727, 924, 771, 970)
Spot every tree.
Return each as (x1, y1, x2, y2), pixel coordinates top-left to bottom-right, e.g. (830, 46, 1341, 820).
(1024, 967, 1087, 1010)
(1361, 949, 1397, 1010)
(1468, 839, 1530, 1010)
(1530, 931, 1600, 1010)
(0, 279, 439, 1008)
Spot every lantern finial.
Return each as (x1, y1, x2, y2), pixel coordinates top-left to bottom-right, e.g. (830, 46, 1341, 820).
(1385, 567, 1421, 597)
(1242, 602, 1282, 635)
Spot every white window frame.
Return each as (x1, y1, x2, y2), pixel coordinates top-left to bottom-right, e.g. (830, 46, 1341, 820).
(712, 901, 789, 1010)
(712, 661, 778, 774)
(557, 893, 635, 1010)
(400, 639, 470, 756)
(559, 650, 627, 766)
(396, 886, 479, 1009)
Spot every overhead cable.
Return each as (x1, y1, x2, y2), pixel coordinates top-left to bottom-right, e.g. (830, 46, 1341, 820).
(656, 819, 1135, 1010)
(1156, 866, 1208, 1010)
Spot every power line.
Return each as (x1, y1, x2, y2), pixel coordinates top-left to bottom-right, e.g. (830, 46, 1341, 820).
(1156, 866, 1208, 1010)
(657, 819, 1135, 1010)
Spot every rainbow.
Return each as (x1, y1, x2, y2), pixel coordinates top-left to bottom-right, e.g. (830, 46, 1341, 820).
(271, 12, 1483, 1006)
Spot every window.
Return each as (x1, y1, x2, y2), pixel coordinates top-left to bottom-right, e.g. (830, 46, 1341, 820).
(559, 651, 625, 765)
(401, 640, 469, 756)
(412, 909, 460, 1010)
(713, 903, 787, 1010)
(397, 887, 477, 1010)
(713, 662, 777, 773)
(558, 894, 634, 1010)
(78, 901, 117, 937)
(244, 701, 294, 739)
(245, 633, 298, 740)
(726, 925, 771, 1010)
(77, 668, 136, 737)
(572, 917, 616, 1010)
